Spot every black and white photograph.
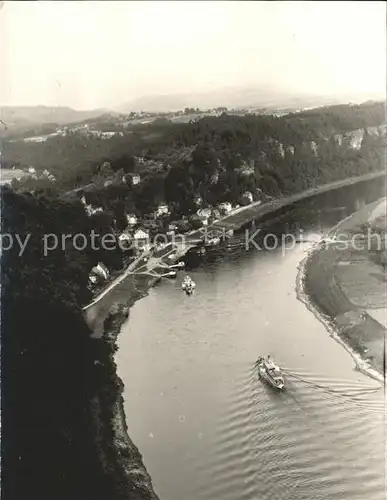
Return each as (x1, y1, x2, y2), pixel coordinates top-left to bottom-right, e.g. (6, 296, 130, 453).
(0, 2, 386, 500)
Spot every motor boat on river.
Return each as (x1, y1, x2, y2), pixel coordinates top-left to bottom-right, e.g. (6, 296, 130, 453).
(182, 276, 195, 295)
(256, 356, 285, 390)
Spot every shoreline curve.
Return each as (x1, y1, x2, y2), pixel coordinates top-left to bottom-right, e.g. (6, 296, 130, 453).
(296, 199, 385, 384)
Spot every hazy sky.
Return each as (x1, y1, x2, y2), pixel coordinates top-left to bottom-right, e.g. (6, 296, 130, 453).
(1, 1, 385, 109)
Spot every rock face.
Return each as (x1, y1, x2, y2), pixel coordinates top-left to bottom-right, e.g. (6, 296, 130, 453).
(310, 140, 319, 157)
(273, 123, 384, 162)
(332, 125, 386, 150)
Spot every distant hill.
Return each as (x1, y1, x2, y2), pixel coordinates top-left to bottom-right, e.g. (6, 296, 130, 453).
(116, 86, 349, 113)
(116, 86, 386, 113)
(0, 106, 117, 128)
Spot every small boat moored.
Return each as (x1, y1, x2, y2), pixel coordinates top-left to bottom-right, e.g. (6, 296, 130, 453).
(256, 355, 285, 390)
(181, 275, 196, 295)
(162, 270, 177, 279)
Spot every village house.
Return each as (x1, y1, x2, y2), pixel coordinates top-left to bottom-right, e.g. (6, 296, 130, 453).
(90, 262, 109, 282)
(133, 228, 150, 251)
(197, 208, 212, 218)
(126, 214, 138, 226)
(123, 173, 141, 186)
(85, 205, 103, 217)
(194, 196, 203, 207)
(156, 203, 170, 217)
(119, 232, 132, 243)
(218, 202, 232, 215)
(196, 207, 212, 226)
(241, 191, 253, 205)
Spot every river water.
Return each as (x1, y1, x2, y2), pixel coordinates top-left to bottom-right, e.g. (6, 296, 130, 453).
(116, 189, 385, 500)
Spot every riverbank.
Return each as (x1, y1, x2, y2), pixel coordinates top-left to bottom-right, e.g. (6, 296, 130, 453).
(85, 170, 385, 313)
(298, 198, 386, 381)
(211, 170, 385, 232)
(90, 273, 161, 500)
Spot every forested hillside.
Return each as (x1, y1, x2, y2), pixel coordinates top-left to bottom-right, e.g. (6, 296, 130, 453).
(5, 102, 385, 216)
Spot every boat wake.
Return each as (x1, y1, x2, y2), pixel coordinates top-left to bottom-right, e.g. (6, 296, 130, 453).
(183, 361, 384, 500)
(280, 369, 383, 413)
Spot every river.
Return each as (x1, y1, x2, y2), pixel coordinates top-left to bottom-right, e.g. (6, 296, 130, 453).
(116, 189, 385, 500)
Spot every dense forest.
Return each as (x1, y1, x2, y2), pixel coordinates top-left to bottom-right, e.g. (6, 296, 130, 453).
(1, 101, 385, 499)
(5, 101, 386, 220)
(0, 187, 131, 499)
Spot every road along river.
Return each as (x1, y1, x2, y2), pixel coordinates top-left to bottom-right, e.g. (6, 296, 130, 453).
(116, 189, 385, 500)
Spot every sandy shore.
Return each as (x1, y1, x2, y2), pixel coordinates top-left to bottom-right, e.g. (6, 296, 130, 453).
(299, 198, 386, 381)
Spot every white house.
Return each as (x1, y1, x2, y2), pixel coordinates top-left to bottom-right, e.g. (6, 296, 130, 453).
(123, 173, 141, 185)
(126, 214, 138, 226)
(218, 202, 232, 215)
(196, 208, 212, 227)
(85, 205, 103, 216)
(197, 208, 212, 218)
(194, 196, 203, 207)
(119, 231, 132, 242)
(131, 173, 141, 185)
(133, 228, 150, 250)
(91, 262, 109, 281)
(156, 203, 170, 217)
(241, 191, 253, 204)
